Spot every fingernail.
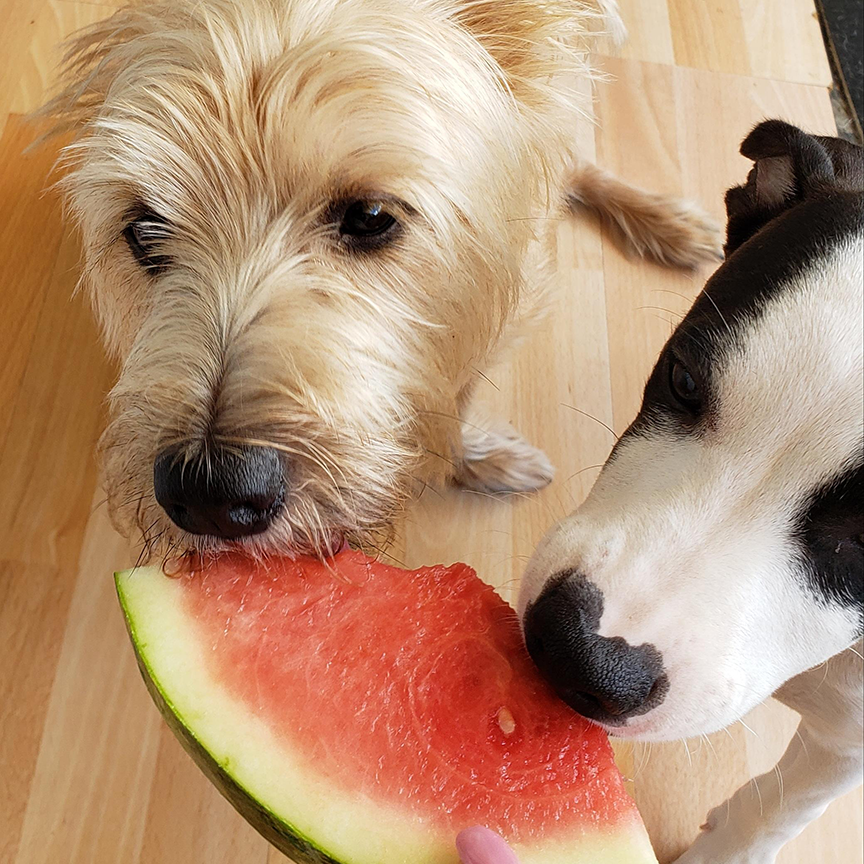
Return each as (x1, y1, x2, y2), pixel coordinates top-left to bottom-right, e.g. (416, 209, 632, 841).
(455, 826, 521, 864)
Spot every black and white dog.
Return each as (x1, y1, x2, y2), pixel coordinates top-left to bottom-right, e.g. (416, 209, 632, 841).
(519, 121, 863, 863)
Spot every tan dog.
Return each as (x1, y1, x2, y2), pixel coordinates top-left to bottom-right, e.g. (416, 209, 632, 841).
(44, 0, 720, 561)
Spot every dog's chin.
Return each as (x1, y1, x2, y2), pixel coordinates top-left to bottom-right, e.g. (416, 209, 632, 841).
(114, 477, 398, 568)
(159, 530, 351, 574)
(597, 703, 755, 743)
(601, 716, 675, 742)
(132, 509, 358, 570)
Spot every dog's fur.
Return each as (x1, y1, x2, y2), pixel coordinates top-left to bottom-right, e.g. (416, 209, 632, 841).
(43, 0, 721, 560)
(519, 121, 864, 862)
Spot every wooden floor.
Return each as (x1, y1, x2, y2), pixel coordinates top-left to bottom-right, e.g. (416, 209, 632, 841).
(0, 1, 861, 863)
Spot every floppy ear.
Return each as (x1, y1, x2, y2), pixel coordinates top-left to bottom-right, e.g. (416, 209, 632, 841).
(38, 6, 168, 135)
(453, 0, 622, 107)
(724, 119, 864, 254)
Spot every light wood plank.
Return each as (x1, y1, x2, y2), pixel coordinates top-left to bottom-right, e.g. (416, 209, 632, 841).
(0, 560, 68, 864)
(740, 0, 832, 86)
(668, 0, 752, 79)
(12, 503, 159, 864)
(0, 0, 49, 135)
(10, 0, 121, 116)
(665, 0, 831, 87)
(0, 117, 68, 456)
(613, 0, 677, 66)
(0, 224, 112, 567)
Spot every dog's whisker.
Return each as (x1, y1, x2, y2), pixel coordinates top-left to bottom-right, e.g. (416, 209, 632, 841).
(560, 403, 618, 441)
(564, 462, 605, 485)
(652, 287, 694, 301)
(360, 540, 406, 569)
(737, 718, 760, 741)
(681, 738, 693, 769)
(423, 448, 458, 470)
(409, 476, 445, 500)
(774, 763, 785, 811)
(701, 288, 734, 338)
(750, 773, 765, 818)
(814, 661, 832, 692)
(503, 215, 566, 223)
(90, 495, 110, 513)
(416, 408, 485, 432)
(488, 554, 532, 575)
(700, 733, 718, 760)
(461, 486, 561, 524)
(635, 305, 684, 320)
(471, 367, 500, 390)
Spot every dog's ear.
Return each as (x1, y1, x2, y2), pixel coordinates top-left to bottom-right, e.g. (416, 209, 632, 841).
(37, 8, 154, 135)
(454, 0, 622, 107)
(723, 119, 864, 254)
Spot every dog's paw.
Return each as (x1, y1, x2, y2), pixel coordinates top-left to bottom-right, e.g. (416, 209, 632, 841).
(674, 844, 778, 864)
(455, 420, 554, 494)
(672, 807, 779, 864)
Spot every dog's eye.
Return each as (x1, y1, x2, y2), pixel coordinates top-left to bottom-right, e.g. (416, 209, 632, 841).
(669, 359, 702, 412)
(339, 200, 398, 245)
(123, 210, 170, 273)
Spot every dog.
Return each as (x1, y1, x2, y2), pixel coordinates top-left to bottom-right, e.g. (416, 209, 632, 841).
(42, 0, 720, 562)
(519, 120, 863, 863)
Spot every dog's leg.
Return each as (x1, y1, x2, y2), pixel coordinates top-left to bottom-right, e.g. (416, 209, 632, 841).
(454, 407, 554, 494)
(674, 644, 864, 864)
(568, 163, 724, 269)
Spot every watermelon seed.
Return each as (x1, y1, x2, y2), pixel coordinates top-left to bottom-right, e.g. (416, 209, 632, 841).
(497, 707, 516, 735)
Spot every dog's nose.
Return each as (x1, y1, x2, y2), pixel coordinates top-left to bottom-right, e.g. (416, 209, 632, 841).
(523, 572, 668, 724)
(153, 445, 285, 539)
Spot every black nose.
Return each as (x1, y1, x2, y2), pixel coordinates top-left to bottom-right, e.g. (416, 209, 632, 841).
(153, 445, 285, 539)
(523, 571, 668, 725)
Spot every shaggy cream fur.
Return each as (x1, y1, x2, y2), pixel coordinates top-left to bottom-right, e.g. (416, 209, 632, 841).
(43, 0, 721, 559)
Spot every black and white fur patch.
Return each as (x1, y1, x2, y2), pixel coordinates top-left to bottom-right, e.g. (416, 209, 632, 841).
(520, 121, 863, 742)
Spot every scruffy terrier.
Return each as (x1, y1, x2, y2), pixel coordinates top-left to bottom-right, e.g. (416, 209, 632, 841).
(45, 0, 720, 561)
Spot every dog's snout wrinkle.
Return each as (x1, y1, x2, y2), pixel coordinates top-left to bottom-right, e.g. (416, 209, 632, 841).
(523, 571, 669, 725)
(153, 444, 285, 540)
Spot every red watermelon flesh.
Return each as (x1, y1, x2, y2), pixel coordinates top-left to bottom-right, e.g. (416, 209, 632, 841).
(116, 551, 657, 864)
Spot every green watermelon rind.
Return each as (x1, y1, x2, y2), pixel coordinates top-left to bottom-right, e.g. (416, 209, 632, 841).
(116, 572, 344, 864)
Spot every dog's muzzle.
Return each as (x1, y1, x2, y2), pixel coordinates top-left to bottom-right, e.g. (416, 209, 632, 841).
(523, 571, 669, 726)
(153, 445, 285, 540)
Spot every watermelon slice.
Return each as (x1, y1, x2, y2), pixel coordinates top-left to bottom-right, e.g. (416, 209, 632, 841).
(116, 551, 656, 864)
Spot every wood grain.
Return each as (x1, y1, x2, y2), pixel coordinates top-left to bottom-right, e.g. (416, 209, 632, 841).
(0, 2, 860, 863)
